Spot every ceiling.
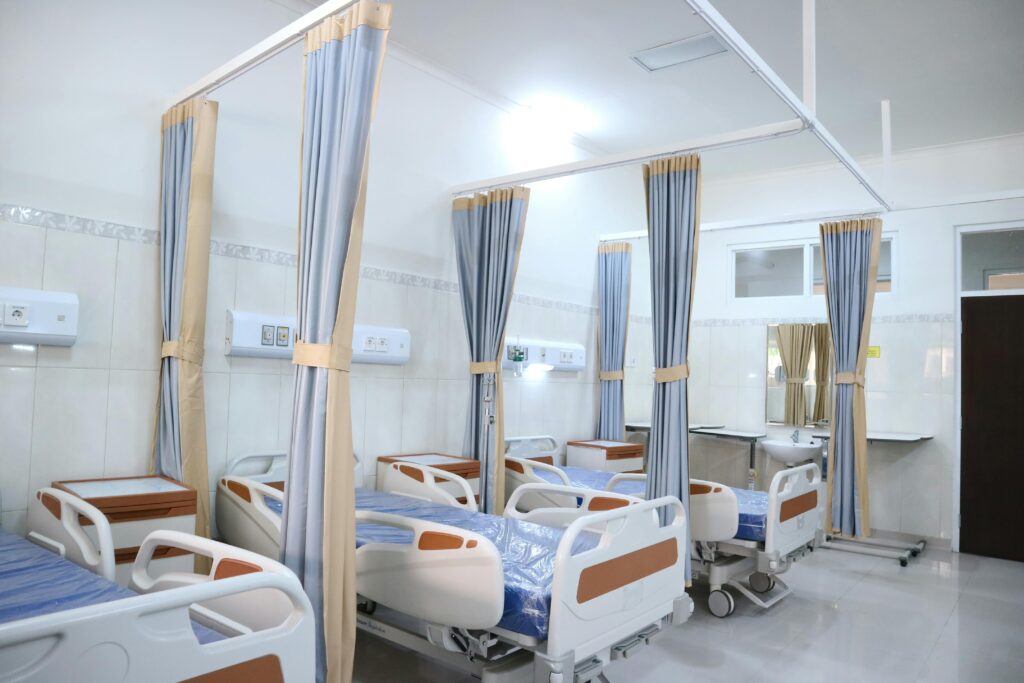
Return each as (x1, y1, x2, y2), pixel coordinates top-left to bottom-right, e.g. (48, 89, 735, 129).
(289, 0, 1024, 174)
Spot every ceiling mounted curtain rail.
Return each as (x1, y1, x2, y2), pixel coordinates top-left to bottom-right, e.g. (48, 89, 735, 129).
(449, 119, 806, 197)
(169, 0, 361, 107)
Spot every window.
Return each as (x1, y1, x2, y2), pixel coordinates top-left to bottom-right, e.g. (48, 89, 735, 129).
(812, 238, 893, 294)
(734, 246, 805, 298)
(732, 234, 895, 299)
(961, 228, 1024, 292)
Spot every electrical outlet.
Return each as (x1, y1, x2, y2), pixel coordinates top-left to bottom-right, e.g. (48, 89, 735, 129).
(261, 325, 275, 346)
(3, 304, 29, 327)
(362, 336, 376, 352)
(378, 336, 390, 352)
(276, 326, 290, 347)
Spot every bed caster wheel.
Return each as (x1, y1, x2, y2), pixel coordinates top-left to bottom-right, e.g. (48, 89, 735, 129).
(911, 549, 921, 557)
(708, 589, 735, 618)
(749, 572, 775, 594)
(358, 600, 377, 615)
(900, 558, 909, 567)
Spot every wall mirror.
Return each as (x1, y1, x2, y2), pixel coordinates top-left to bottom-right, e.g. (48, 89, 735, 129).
(766, 323, 832, 426)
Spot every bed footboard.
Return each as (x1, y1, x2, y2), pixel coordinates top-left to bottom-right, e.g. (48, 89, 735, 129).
(380, 462, 477, 511)
(545, 495, 688, 663)
(504, 458, 571, 510)
(0, 533, 314, 682)
(26, 487, 115, 582)
(216, 476, 283, 558)
(688, 480, 740, 542)
(764, 462, 822, 558)
(355, 510, 504, 629)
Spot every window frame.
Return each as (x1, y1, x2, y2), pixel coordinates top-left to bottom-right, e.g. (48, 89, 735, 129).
(729, 232, 897, 302)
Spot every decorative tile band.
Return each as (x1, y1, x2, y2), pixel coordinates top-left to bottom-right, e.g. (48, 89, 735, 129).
(1, 204, 159, 245)
(2, 203, 296, 266)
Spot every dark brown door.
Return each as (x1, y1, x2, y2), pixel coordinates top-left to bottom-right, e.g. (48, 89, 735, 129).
(961, 294, 1024, 561)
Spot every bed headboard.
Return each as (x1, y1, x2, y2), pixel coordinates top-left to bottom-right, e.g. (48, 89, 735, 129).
(505, 435, 560, 463)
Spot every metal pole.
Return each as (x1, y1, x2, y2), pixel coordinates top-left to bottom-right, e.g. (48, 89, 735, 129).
(802, 0, 816, 115)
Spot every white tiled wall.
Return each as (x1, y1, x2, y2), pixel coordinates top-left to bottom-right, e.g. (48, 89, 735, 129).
(0, 220, 161, 535)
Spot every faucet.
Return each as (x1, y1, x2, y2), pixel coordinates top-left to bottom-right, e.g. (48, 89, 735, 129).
(790, 429, 800, 444)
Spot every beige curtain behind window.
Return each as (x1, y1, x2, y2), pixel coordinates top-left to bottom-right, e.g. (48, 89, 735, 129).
(777, 323, 814, 426)
(811, 322, 831, 423)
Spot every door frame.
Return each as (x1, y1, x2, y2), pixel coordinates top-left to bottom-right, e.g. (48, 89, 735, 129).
(954, 219, 1024, 552)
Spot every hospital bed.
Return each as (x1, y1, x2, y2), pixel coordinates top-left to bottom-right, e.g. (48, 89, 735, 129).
(1, 487, 315, 682)
(504, 453, 824, 618)
(216, 470, 693, 682)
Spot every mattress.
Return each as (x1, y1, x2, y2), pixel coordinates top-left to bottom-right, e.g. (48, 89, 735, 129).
(533, 466, 769, 542)
(0, 529, 221, 643)
(263, 489, 596, 639)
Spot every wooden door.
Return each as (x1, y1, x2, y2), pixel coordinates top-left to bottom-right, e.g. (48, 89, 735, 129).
(960, 294, 1024, 561)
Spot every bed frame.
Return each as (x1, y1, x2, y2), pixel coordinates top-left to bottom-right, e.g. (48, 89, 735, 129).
(356, 483, 691, 683)
(3, 487, 315, 682)
(689, 462, 824, 617)
(379, 461, 478, 511)
(216, 476, 284, 558)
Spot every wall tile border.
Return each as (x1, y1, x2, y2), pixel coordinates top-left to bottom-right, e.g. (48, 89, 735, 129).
(2, 204, 953, 325)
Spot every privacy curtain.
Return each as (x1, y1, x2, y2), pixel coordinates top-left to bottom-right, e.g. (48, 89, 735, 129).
(153, 98, 217, 554)
(820, 218, 882, 538)
(811, 322, 831, 423)
(777, 323, 814, 426)
(596, 242, 632, 441)
(280, 4, 390, 682)
(643, 154, 700, 583)
(453, 187, 530, 515)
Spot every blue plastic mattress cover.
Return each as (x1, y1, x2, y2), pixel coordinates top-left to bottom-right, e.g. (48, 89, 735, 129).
(265, 496, 283, 516)
(732, 487, 769, 542)
(343, 489, 594, 639)
(532, 466, 769, 542)
(0, 529, 221, 643)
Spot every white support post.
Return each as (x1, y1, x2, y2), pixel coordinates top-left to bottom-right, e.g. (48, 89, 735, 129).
(881, 99, 893, 197)
(802, 0, 816, 115)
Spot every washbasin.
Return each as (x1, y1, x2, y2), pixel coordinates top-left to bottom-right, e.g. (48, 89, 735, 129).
(761, 439, 821, 466)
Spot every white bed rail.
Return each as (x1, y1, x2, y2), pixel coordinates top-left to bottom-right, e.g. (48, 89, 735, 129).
(0, 557, 314, 682)
(545, 495, 688, 664)
(131, 530, 301, 635)
(216, 476, 284, 559)
(505, 483, 640, 529)
(504, 457, 573, 510)
(380, 462, 477, 511)
(26, 487, 115, 582)
(764, 462, 822, 557)
(605, 472, 646, 495)
(355, 510, 504, 629)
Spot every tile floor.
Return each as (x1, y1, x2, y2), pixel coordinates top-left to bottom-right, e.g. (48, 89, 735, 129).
(352, 547, 1024, 683)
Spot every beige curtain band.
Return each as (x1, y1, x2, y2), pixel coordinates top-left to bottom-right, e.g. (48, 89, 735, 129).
(654, 363, 689, 383)
(161, 340, 204, 365)
(599, 370, 625, 381)
(785, 377, 808, 384)
(835, 372, 865, 386)
(304, 0, 392, 54)
(293, 340, 352, 371)
(452, 187, 530, 211)
(643, 153, 700, 178)
(598, 242, 632, 254)
(469, 360, 499, 375)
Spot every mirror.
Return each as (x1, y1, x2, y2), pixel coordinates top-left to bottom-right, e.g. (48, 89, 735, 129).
(766, 323, 832, 426)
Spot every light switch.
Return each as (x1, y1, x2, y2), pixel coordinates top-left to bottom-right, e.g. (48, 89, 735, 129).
(4, 304, 30, 327)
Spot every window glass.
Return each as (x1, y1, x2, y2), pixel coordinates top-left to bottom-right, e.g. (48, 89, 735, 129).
(961, 229, 1024, 292)
(813, 239, 892, 294)
(734, 246, 804, 298)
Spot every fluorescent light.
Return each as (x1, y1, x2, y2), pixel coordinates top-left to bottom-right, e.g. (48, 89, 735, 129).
(11, 344, 35, 352)
(631, 33, 727, 72)
(523, 363, 554, 380)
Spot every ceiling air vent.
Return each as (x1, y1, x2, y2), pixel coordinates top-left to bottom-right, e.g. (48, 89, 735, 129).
(630, 32, 727, 72)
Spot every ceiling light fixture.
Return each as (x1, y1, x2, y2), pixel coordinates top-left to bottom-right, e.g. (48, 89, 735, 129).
(630, 32, 727, 72)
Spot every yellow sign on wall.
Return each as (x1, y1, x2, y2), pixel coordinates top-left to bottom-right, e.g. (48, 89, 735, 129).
(867, 346, 881, 359)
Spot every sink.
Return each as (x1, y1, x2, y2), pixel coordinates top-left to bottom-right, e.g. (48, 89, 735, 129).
(761, 439, 821, 466)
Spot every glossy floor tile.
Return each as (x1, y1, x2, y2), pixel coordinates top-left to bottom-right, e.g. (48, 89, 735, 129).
(351, 547, 1024, 683)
